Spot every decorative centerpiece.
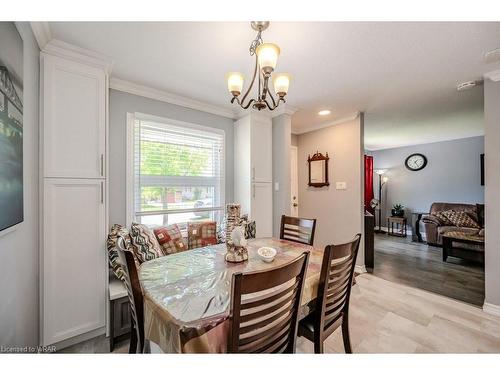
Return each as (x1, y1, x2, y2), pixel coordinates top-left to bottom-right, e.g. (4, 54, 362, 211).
(224, 203, 249, 263)
(391, 203, 405, 217)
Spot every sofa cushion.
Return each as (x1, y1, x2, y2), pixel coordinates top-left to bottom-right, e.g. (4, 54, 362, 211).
(153, 224, 187, 255)
(438, 226, 480, 236)
(107, 224, 130, 281)
(130, 222, 165, 263)
(188, 221, 218, 249)
(442, 210, 480, 229)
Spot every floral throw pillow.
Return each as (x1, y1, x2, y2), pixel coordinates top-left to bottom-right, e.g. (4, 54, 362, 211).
(153, 224, 187, 255)
(442, 210, 480, 229)
(130, 222, 165, 263)
(106, 224, 130, 281)
(188, 221, 218, 249)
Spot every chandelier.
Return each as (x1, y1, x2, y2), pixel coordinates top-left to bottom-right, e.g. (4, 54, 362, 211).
(226, 21, 290, 111)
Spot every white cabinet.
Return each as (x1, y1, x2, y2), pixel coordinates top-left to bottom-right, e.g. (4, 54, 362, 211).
(251, 182, 273, 237)
(40, 41, 111, 347)
(42, 179, 106, 344)
(234, 113, 273, 236)
(43, 54, 106, 179)
(251, 117, 272, 183)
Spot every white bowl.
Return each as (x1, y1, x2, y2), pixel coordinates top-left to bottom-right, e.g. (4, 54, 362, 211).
(257, 247, 277, 263)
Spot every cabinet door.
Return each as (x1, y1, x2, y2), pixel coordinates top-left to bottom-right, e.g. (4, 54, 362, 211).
(43, 179, 106, 345)
(43, 54, 106, 178)
(251, 182, 273, 237)
(251, 118, 272, 182)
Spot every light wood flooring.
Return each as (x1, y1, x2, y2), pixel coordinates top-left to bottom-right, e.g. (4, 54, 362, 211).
(371, 234, 485, 306)
(63, 273, 500, 354)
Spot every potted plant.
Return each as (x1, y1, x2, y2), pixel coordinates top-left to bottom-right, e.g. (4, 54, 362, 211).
(391, 204, 405, 217)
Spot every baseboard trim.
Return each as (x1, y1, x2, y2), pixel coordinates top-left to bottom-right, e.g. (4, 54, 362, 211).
(355, 265, 367, 274)
(483, 302, 500, 317)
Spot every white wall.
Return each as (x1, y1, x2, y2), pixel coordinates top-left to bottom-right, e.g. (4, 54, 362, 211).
(484, 78, 500, 310)
(108, 89, 235, 225)
(296, 115, 365, 266)
(0, 22, 40, 347)
(272, 114, 292, 236)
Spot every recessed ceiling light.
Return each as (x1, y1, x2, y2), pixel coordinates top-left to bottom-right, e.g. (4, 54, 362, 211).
(318, 110, 331, 116)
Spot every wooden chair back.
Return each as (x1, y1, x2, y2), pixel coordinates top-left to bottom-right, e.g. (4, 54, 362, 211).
(116, 236, 144, 353)
(228, 251, 310, 353)
(279, 215, 317, 246)
(314, 234, 361, 339)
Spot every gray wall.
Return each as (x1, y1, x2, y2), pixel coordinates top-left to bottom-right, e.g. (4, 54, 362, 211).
(371, 136, 484, 227)
(0, 22, 40, 347)
(484, 78, 500, 308)
(272, 114, 292, 236)
(109, 89, 235, 225)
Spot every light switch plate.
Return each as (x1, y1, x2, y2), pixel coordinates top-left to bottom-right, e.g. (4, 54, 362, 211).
(336, 182, 347, 190)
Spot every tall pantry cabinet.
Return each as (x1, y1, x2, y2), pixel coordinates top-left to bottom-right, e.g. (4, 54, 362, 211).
(234, 113, 273, 237)
(39, 40, 112, 346)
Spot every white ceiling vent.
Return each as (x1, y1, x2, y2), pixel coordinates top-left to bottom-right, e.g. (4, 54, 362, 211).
(484, 48, 500, 64)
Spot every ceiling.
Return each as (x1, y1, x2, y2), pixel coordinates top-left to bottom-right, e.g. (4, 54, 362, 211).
(48, 22, 500, 147)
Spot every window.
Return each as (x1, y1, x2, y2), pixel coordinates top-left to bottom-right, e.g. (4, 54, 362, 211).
(127, 113, 225, 228)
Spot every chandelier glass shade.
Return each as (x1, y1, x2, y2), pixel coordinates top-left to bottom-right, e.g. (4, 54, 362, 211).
(226, 22, 290, 111)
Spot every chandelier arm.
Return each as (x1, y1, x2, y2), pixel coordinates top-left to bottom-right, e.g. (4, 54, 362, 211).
(241, 98, 256, 110)
(263, 98, 278, 111)
(240, 55, 258, 105)
(269, 89, 277, 107)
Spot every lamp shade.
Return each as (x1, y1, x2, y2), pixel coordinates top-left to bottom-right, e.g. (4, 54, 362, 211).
(273, 73, 291, 96)
(226, 72, 244, 95)
(375, 169, 386, 175)
(256, 43, 280, 72)
(382, 176, 389, 183)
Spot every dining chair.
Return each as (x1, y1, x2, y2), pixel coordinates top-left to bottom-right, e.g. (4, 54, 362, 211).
(227, 251, 310, 353)
(298, 233, 362, 353)
(116, 235, 145, 354)
(279, 215, 317, 246)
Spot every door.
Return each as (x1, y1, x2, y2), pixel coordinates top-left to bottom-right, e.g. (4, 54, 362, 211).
(290, 146, 299, 216)
(251, 182, 273, 237)
(43, 178, 106, 345)
(43, 54, 106, 179)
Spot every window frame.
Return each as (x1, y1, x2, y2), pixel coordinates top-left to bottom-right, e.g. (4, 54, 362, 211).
(126, 112, 226, 227)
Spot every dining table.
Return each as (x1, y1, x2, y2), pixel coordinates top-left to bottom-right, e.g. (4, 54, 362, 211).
(138, 237, 324, 353)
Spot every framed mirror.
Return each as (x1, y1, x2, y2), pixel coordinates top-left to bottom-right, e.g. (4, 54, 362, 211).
(308, 151, 330, 187)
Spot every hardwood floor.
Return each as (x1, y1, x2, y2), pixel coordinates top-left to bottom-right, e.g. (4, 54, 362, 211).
(63, 273, 500, 354)
(371, 233, 485, 306)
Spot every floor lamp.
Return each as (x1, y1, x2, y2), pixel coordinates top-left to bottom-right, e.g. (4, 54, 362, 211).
(374, 169, 388, 233)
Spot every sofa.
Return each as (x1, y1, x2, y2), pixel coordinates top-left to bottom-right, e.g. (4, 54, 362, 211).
(422, 202, 484, 247)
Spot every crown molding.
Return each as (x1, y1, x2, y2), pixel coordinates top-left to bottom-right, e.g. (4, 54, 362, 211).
(42, 39, 114, 74)
(30, 22, 52, 50)
(292, 112, 360, 135)
(110, 77, 237, 119)
(484, 69, 500, 82)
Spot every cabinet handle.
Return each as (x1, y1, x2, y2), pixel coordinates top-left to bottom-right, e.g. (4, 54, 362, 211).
(100, 154, 104, 176)
(252, 167, 255, 181)
(100, 181, 104, 204)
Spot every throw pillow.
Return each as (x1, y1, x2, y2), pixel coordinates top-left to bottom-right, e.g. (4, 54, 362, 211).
(106, 224, 130, 281)
(130, 222, 165, 263)
(442, 210, 481, 229)
(153, 224, 187, 255)
(434, 211, 454, 226)
(188, 221, 218, 249)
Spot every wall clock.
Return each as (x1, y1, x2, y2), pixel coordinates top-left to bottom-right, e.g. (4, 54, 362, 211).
(405, 153, 427, 171)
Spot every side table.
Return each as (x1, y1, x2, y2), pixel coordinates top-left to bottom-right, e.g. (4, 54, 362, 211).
(387, 216, 407, 237)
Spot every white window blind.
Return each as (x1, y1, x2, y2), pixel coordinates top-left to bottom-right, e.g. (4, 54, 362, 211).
(131, 115, 225, 227)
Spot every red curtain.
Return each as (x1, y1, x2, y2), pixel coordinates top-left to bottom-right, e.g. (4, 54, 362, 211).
(364, 155, 374, 214)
